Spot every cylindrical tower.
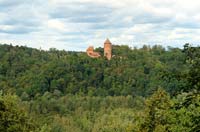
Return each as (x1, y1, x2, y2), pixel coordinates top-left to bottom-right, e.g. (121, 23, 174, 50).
(104, 38, 112, 60)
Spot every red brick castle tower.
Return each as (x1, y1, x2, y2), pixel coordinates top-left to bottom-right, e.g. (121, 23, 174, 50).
(104, 38, 112, 60)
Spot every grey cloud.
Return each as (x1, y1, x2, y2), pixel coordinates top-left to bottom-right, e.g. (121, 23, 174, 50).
(0, 0, 23, 7)
(171, 21, 200, 29)
(86, 4, 174, 31)
(67, 16, 107, 23)
(50, 2, 113, 23)
(89, 22, 130, 30)
(0, 0, 200, 50)
(132, 12, 172, 24)
(0, 0, 41, 8)
(1, 17, 41, 27)
(151, 19, 200, 32)
(61, 31, 92, 37)
(0, 0, 32, 11)
(57, 37, 85, 43)
(0, 0, 44, 35)
(0, 25, 38, 34)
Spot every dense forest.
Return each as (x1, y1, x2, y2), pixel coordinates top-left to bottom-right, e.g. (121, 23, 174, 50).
(0, 43, 199, 132)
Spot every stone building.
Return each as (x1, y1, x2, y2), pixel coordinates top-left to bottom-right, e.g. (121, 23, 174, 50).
(86, 38, 112, 60)
(86, 46, 101, 58)
(104, 38, 112, 60)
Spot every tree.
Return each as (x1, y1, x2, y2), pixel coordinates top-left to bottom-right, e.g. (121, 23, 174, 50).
(167, 92, 200, 132)
(0, 92, 36, 132)
(183, 44, 200, 91)
(140, 88, 171, 132)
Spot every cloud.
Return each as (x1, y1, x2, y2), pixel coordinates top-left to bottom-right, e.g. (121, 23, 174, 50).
(0, 0, 46, 34)
(0, 0, 24, 10)
(0, 0, 200, 50)
(0, 25, 38, 34)
(47, 19, 66, 31)
(49, 2, 113, 23)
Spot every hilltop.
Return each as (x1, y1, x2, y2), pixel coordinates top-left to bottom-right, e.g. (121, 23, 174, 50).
(0, 43, 188, 97)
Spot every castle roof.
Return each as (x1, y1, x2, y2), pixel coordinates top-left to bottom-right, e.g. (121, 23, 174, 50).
(104, 38, 111, 44)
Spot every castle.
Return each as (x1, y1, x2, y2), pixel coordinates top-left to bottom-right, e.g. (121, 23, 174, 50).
(86, 38, 112, 60)
(86, 46, 101, 58)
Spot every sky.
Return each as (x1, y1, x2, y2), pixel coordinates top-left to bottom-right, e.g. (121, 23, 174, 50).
(0, 0, 200, 51)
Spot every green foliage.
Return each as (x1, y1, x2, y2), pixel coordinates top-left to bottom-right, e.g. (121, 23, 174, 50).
(0, 93, 36, 132)
(167, 92, 200, 132)
(140, 88, 171, 132)
(0, 44, 188, 97)
(137, 89, 200, 132)
(24, 93, 144, 132)
(0, 43, 199, 132)
(183, 43, 200, 91)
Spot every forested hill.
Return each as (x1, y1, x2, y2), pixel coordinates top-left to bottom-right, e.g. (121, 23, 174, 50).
(0, 43, 200, 132)
(0, 44, 189, 98)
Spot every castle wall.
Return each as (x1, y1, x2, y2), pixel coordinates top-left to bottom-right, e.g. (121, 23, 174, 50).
(86, 46, 101, 58)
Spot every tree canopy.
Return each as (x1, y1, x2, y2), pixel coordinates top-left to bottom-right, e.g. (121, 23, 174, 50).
(0, 43, 199, 132)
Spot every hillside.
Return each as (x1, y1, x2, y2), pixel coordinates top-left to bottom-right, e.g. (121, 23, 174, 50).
(0, 43, 199, 132)
(0, 44, 188, 97)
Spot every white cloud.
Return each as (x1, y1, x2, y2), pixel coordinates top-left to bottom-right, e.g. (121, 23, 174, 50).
(0, 25, 13, 31)
(0, 0, 200, 50)
(47, 19, 66, 31)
